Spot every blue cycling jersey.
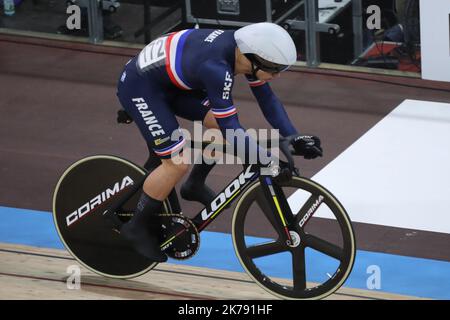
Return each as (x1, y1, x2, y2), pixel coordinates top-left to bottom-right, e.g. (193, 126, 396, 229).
(117, 28, 297, 159)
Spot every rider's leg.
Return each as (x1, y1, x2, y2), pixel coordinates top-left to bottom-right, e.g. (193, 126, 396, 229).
(121, 156, 188, 262)
(116, 63, 190, 261)
(143, 156, 189, 200)
(180, 110, 221, 206)
(170, 93, 221, 206)
(180, 160, 216, 206)
(202, 109, 220, 130)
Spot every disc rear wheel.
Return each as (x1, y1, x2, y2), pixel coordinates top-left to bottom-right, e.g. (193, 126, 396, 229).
(52, 155, 172, 278)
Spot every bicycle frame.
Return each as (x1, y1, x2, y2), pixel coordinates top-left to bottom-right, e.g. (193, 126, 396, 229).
(103, 162, 295, 246)
(192, 164, 259, 232)
(103, 137, 300, 245)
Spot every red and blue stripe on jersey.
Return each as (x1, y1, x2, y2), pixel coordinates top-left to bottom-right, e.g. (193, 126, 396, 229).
(165, 29, 194, 90)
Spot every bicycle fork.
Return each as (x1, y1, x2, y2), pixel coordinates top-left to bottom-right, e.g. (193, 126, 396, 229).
(259, 176, 297, 246)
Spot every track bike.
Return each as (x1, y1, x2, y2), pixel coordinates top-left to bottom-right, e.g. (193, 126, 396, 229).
(52, 137, 356, 300)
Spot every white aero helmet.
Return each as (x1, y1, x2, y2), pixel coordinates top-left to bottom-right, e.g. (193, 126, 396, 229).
(234, 22, 297, 74)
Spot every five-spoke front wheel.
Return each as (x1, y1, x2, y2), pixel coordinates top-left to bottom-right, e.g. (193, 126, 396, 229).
(232, 177, 356, 300)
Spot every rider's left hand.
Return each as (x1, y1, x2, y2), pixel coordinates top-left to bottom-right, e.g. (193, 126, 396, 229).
(291, 135, 323, 160)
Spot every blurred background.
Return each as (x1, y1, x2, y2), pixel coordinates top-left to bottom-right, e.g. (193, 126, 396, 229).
(0, 0, 421, 74)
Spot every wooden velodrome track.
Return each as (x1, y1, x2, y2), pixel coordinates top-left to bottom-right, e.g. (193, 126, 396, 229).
(1, 31, 448, 300)
(0, 242, 424, 300)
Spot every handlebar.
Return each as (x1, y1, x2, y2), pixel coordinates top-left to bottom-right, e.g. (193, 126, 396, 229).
(278, 136, 298, 176)
(185, 135, 300, 176)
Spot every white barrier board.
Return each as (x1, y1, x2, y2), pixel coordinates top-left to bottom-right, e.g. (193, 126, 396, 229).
(289, 99, 450, 234)
(420, 0, 450, 82)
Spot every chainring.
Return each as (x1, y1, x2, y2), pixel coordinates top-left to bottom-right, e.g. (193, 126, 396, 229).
(159, 214, 200, 260)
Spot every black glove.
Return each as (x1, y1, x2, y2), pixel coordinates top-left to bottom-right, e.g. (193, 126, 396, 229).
(291, 135, 323, 159)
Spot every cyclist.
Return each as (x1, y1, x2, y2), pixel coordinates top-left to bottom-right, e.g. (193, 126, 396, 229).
(116, 22, 323, 262)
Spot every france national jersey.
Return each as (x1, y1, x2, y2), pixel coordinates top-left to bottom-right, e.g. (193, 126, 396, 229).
(117, 28, 297, 159)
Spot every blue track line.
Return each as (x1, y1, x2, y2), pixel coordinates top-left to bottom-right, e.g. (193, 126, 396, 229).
(1, 206, 449, 299)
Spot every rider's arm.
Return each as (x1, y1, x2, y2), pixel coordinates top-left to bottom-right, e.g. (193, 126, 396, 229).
(246, 75, 323, 160)
(198, 60, 269, 164)
(245, 74, 298, 137)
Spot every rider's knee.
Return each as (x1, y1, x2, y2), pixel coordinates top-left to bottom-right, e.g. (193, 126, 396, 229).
(175, 162, 190, 176)
(203, 111, 219, 129)
(161, 158, 190, 176)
